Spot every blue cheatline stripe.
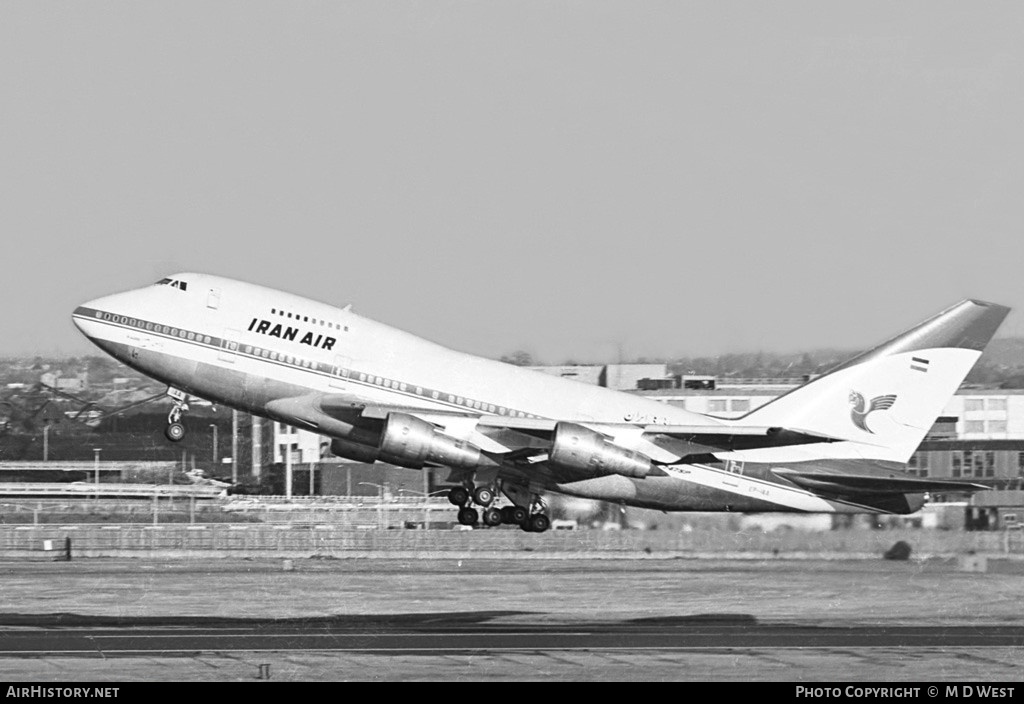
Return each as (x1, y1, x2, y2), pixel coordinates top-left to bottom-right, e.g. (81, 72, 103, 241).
(73, 307, 543, 421)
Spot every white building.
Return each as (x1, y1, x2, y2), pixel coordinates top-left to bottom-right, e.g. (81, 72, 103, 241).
(271, 421, 324, 464)
(603, 363, 670, 391)
(527, 365, 603, 386)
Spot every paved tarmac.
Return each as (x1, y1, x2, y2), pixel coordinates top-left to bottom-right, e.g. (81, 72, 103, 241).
(0, 557, 1022, 681)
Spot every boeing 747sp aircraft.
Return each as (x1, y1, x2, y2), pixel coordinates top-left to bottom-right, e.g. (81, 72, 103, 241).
(73, 275, 1008, 532)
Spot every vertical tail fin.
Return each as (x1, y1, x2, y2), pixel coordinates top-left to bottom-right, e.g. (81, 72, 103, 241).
(742, 300, 1010, 463)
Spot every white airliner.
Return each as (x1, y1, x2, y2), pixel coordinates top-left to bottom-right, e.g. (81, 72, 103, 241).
(73, 274, 1008, 532)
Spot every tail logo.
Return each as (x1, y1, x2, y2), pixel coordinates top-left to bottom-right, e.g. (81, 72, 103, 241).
(849, 391, 897, 433)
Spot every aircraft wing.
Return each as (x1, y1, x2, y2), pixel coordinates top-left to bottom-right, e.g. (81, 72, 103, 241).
(264, 394, 837, 459)
(352, 403, 836, 450)
(307, 397, 834, 453)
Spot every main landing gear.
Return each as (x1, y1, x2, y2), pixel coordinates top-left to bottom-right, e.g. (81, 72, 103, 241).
(447, 484, 550, 532)
(164, 396, 189, 443)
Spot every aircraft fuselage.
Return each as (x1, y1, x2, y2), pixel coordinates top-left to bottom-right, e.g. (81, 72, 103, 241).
(73, 274, 1002, 519)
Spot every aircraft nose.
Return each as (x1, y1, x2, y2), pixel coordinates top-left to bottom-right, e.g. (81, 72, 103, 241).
(71, 292, 133, 339)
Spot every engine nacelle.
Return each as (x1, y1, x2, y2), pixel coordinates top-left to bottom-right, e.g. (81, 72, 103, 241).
(377, 412, 485, 470)
(549, 422, 652, 479)
(330, 438, 382, 464)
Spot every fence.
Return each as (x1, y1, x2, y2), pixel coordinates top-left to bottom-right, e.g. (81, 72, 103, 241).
(0, 483, 225, 498)
(1, 524, 1021, 559)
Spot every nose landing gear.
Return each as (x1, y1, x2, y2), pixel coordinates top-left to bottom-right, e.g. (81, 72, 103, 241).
(164, 395, 189, 443)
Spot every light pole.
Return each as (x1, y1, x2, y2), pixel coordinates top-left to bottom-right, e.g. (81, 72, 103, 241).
(359, 482, 387, 529)
(397, 489, 447, 529)
(284, 434, 293, 500)
(209, 424, 218, 469)
(231, 409, 238, 485)
(92, 447, 101, 499)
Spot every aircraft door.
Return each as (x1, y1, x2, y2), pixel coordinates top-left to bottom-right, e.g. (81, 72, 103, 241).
(219, 329, 240, 363)
(330, 355, 352, 389)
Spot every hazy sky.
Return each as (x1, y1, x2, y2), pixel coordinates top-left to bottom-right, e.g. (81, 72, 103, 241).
(2, 2, 1023, 363)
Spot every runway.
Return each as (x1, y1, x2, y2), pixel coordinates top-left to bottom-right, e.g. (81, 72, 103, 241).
(3, 612, 1024, 656)
(1, 557, 1022, 680)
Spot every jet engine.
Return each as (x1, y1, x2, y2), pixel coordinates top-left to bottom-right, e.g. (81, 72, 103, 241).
(330, 414, 486, 469)
(548, 422, 652, 479)
(372, 412, 485, 470)
(328, 414, 486, 469)
(329, 438, 383, 464)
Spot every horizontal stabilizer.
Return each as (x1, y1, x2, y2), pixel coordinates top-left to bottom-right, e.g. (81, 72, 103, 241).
(647, 426, 839, 451)
(773, 468, 988, 495)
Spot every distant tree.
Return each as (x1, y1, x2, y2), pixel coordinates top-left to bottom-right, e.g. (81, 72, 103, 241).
(999, 375, 1024, 389)
(500, 350, 534, 367)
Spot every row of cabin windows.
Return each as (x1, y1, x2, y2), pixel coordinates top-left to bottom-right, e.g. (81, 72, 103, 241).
(270, 307, 347, 332)
(235, 343, 533, 418)
(243, 344, 315, 370)
(353, 371, 534, 418)
(139, 321, 210, 344)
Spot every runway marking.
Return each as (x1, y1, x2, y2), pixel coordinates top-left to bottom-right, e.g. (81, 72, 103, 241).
(4, 642, 1023, 657)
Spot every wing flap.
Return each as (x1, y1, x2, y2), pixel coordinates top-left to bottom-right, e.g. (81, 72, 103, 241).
(474, 416, 840, 452)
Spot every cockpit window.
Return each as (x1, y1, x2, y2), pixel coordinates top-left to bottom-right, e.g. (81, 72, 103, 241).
(156, 278, 188, 291)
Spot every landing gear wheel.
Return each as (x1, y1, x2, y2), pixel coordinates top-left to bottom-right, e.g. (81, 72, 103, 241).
(164, 422, 186, 442)
(472, 486, 494, 507)
(482, 507, 503, 526)
(165, 396, 189, 443)
(448, 487, 470, 506)
(457, 507, 479, 526)
(511, 507, 529, 526)
(500, 506, 517, 524)
(528, 514, 551, 533)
